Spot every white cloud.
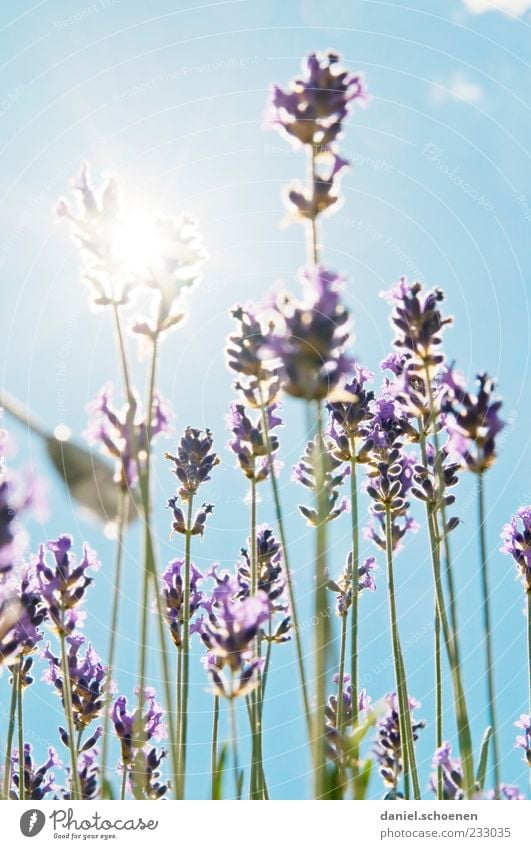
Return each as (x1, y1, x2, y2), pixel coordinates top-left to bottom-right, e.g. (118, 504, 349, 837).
(430, 74, 485, 105)
(463, 0, 531, 15)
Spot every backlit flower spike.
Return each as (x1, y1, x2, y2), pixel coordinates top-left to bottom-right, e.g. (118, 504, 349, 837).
(56, 163, 134, 308)
(444, 372, 505, 474)
(501, 507, 531, 594)
(86, 383, 172, 490)
(266, 266, 352, 401)
(293, 437, 349, 527)
(129, 746, 168, 800)
(61, 747, 100, 800)
(514, 714, 531, 767)
(131, 212, 207, 342)
(0, 429, 44, 577)
(111, 687, 167, 766)
(161, 558, 204, 648)
(374, 693, 425, 799)
(225, 304, 281, 408)
(429, 741, 463, 800)
(237, 526, 291, 643)
(226, 400, 281, 483)
(326, 364, 375, 456)
(165, 426, 219, 502)
(410, 441, 461, 536)
(36, 536, 100, 636)
(9, 744, 61, 800)
(44, 636, 108, 733)
(1, 565, 48, 683)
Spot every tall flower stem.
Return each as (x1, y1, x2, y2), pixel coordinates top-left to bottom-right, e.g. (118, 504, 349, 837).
(349, 443, 359, 730)
(229, 694, 241, 800)
(100, 486, 127, 794)
(426, 505, 475, 797)
(477, 471, 499, 795)
(59, 623, 81, 800)
(384, 504, 420, 800)
(16, 670, 24, 801)
(2, 676, 17, 799)
(527, 593, 531, 713)
(258, 388, 312, 739)
(178, 494, 194, 798)
(210, 695, 219, 799)
(314, 403, 330, 799)
(249, 478, 264, 799)
(336, 613, 348, 731)
(120, 767, 127, 800)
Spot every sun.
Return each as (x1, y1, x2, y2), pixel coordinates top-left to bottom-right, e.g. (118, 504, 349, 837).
(113, 212, 164, 275)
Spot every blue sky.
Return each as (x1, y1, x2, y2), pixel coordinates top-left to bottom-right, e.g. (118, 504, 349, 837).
(1, 0, 531, 799)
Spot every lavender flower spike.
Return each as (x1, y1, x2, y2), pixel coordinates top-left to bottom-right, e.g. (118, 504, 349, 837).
(112, 687, 167, 765)
(514, 714, 531, 767)
(10, 744, 61, 800)
(36, 535, 100, 635)
(444, 371, 504, 474)
(374, 693, 425, 799)
(165, 426, 219, 502)
(266, 266, 352, 401)
(501, 507, 531, 593)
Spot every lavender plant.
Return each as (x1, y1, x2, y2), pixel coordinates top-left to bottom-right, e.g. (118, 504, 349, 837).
(1, 47, 528, 805)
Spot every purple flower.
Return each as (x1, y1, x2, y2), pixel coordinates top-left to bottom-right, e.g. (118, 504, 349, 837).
(44, 635, 108, 732)
(165, 426, 219, 501)
(167, 498, 214, 538)
(294, 437, 349, 526)
(9, 744, 60, 800)
(444, 372, 504, 474)
(328, 552, 377, 617)
(266, 51, 368, 150)
(128, 746, 168, 800)
(226, 401, 281, 483)
(430, 741, 463, 800)
(36, 536, 99, 636)
(410, 442, 461, 536)
(374, 693, 424, 798)
(237, 526, 291, 644)
(201, 572, 270, 698)
(501, 508, 531, 593)
(514, 714, 531, 767)
(225, 305, 280, 405)
(326, 365, 375, 454)
(382, 278, 452, 371)
(0, 432, 43, 575)
(111, 688, 167, 765)
(0, 564, 47, 672)
(266, 266, 352, 401)
(86, 383, 171, 489)
(161, 559, 204, 648)
(326, 674, 371, 730)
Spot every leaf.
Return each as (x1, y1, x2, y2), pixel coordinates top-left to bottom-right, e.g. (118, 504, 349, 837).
(475, 726, 492, 790)
(101, 778, 115, 800)
(212, 744, 228, 800)
(353, 758, 372, 801)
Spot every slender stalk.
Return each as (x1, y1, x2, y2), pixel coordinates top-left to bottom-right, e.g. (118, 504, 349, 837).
(249, 477, 263, 799)
(2, 675, 17, 799)
(527, 593, 531, 713)
(229, 694, 241, 800)
(435, 604, 443, 799)
(100, 487, 127, 794)
(308, 145, 319, 266)
(427, 505, 475, 797)
(16, 670, 24, 801)
(336, 613, 348, 731)
(59, 625, 81, 800)
(120, 767, 127, 800)
(314, 403, 330, 799)
(384, 504, 421, 800)
(176, 643, 182, 792)
(210, 696, 219, 799)
(179, 495, 194, 798)
(349, 444, 359, 729)
(477, 472, 499, 796)
(257, 387, 312, 738)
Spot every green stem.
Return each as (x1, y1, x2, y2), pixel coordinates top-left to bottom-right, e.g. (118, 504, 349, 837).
(211, 696, 219, 799)
(336, 614, 348, 731)
(349, 445, 359, 730)
(2, 675, 17, 799)
(16, 670, 24, 801)
(120, 767, 127, 800)
(435, 604, 443, 799)
(384, 504, 421, 800)
(179, 495, 194, 799)
(176, 645, 182, 793)
(427, 505, 475, 797)
(229, 694, 241, 800)
(477, 472, 499, 796)
(100, 486, 127, 795)
(249, 478, 263, 799)
(314, 403, 330, 799)
(258, 387, 312, 739)
(59, 626, 81, 800)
